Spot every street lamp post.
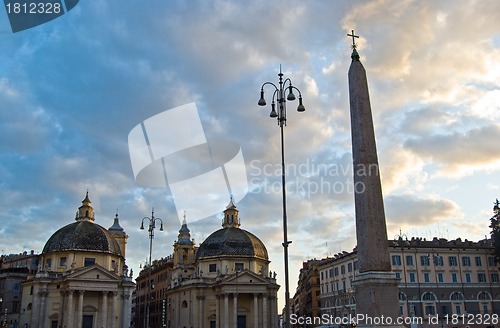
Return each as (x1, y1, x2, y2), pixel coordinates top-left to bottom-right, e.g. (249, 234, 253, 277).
(258, 66, 306, 328)
(140, 209, 164, 328)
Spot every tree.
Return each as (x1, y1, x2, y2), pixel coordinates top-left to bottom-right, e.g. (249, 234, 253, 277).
(489, 199, 500, 264)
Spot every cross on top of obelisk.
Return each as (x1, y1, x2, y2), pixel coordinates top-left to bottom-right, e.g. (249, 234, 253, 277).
(347, 29, 359, 49)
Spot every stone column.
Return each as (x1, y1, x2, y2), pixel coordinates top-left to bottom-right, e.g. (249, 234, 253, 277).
(262, 294, 267, 328)
(66, 290, 74, 328)
(233, 293, 238, 328)
(224, 294, 229, 328)
(197, 295, 205, 328)
(122, 291, 132, 328)
(110, 292, 117, 328)
(101, 291, 108, 328)
(76, 290, 85, 328)
(58, 291, 65, 327)
(30, 287, 40, 328)
(39, 289, 49, 328)
(216, 295, 220, 328)
(270, 296, 276, 328)
(348, 45, 402, 327)
(253, 293, 258, 328)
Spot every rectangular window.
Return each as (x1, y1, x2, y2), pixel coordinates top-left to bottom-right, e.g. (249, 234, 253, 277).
(462, 256, 471, 266)
(325, 284, 328, 293)
(341, 265, 345, 275)
(84, 258, 95, 267)
(406, 255, 414, 266)
(329, 269, 334, 278)
(392, 255, 402, 266)
(488, 256, 496, 266)
(449, 256, 458, 266)
(478, 273, 487, 283)
(331, 283, 334, 292)
(491, 273, 499, 283)
(321, 271, 324, 280)
(420, 256, 430, 266)
(441, 305, 449, 315)
(437, 273, 444, 283)
(465, 273, 471, 283)
(235, 263, 244, 272)
(424, 272, 430, 283)
(45, 258, 52, 269)
(409, 272, 416, 283)
(433, 256, 443, 266)
(451, 273, 458, 283)
(354, 261, 358, 271)
(395, 272, 401, 279)
(334, 267, 339, 276)
(425, 305, 436, 315)
(342, 280, 346, 291)
(475, 256, 482, 266)
(59, 257, 66, 267)
(209, 263, 217, 272)
(347, 263, 353, 272)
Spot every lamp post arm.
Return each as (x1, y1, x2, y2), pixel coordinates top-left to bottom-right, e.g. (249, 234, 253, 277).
(260, 81, 278, 91)
(288, 85, 302, 97)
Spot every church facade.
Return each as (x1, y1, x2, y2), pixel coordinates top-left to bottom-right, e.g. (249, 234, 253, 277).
(135, 200, 280, 328)
(19, 193, 135, 328)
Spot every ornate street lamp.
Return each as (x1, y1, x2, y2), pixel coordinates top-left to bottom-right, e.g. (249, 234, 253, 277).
(140, 209, 164, 328)
(258, 66, 306, 328)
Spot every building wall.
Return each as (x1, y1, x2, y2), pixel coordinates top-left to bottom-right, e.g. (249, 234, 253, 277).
(318, 238, 500, 322)
(134, 256, 174, 328)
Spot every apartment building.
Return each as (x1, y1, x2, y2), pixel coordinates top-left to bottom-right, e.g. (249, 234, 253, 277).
(319, 237, 500, 320)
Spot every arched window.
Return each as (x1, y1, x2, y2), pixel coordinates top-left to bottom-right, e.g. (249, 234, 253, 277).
(450, 292, 464, 301)
(422, 292, 436, 301)
(478, 291, 492, 300)
(399, 292, 407, 301)
(181, 300, 188, 308)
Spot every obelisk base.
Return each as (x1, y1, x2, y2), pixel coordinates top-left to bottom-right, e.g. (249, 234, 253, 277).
(353, 271, 405, 328)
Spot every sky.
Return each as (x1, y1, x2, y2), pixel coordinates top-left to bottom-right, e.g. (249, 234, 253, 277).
(1, 0, 500, 311)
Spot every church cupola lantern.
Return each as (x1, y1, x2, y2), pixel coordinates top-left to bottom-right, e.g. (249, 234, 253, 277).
(222, 197, 240, 228)
(75, 191, 95, 222)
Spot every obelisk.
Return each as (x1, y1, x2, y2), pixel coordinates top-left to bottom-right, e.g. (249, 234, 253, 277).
(348, 30, 402, 327)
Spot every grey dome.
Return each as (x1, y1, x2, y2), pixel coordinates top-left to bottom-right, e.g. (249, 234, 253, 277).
(42, 221, 122, 256)
(196, 227, 268, 260)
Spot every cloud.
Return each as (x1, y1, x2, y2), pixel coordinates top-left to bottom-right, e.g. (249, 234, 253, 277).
(385, 194, 462, 228)
(404, 124, 500, 177)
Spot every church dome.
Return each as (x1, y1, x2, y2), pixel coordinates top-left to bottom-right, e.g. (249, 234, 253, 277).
(196, 227, 268, 260)
(42, 221, 123, 256)
(42, 193, 123, 257)
(196, 199, 268, 261)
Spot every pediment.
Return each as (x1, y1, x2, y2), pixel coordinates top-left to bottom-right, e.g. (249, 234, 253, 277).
(224, 270, 268, 284)
(65, 264, 120, 281)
